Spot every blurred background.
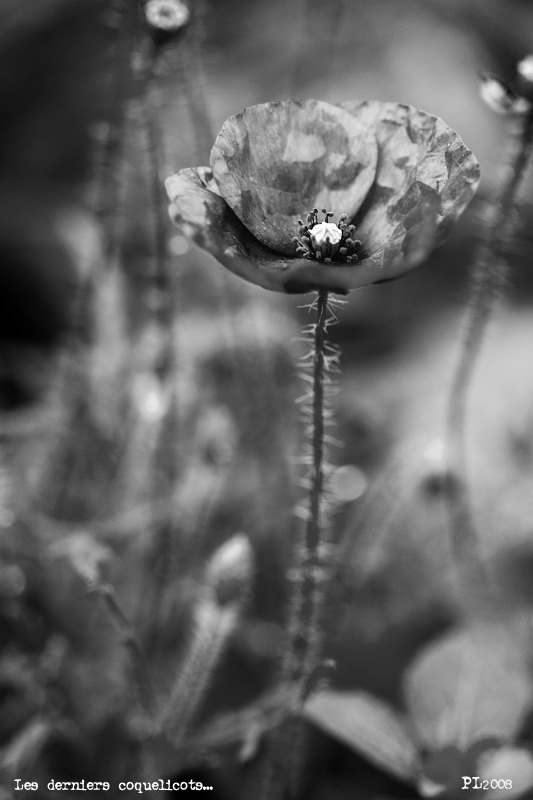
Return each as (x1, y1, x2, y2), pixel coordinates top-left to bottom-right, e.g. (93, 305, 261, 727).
(1, 0, 533, 798)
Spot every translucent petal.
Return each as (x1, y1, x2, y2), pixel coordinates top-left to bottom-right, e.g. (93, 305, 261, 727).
(340, 100, 480, 257)
(210, 99, 378, 255)
(166, 167, 443, 294)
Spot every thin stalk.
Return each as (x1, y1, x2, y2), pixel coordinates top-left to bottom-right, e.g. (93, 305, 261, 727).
(143, 71, 173, 323)
(446, 108, 533, 613)
(132, 41, 179, 646)
(92, 0, 139, 260)
(90, 580, 157, 791)
(174, 0, 214, 163)
(293, 288, 328, 683)
(94, 581, 156, 716)
(260, 289, 332, 800)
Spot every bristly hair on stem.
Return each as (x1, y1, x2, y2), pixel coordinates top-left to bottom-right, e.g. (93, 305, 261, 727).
(259, 288, 342, 800)
(446, 106, 533, 616)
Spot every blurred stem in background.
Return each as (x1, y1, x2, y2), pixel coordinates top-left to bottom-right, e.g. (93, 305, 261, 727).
(134, 0, 216, 650)
(446, 100, 533, 617)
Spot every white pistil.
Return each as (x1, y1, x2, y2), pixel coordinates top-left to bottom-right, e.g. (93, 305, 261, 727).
(310, 222, 342, 261)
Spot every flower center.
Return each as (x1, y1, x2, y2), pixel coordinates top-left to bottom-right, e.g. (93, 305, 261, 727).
(293, 209, 362, 264)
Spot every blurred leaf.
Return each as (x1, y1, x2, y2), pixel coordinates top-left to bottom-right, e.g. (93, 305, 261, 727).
(404, 623, 533, 752)
(303, 689, 420, 782)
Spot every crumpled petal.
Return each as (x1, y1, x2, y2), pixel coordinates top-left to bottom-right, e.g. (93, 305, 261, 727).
(166, 167, 304, 292)
(166, 100, 480, 294)
(210, 99, 378, 255)
(340, 101, 480, 258)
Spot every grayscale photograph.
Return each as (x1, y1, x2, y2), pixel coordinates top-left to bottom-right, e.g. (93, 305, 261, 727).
(1, 1, 533, 798)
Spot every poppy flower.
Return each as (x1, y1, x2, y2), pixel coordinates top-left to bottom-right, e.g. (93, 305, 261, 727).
(304, 623, 533, 798)
(166, 99, 480, 294)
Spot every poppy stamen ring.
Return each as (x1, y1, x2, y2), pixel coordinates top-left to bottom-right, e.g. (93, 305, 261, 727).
(293, 209, 362, 264)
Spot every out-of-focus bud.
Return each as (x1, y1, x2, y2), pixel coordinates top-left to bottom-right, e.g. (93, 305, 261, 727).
(199, 405, 238, 466)
(144, 0, 190, 45)
(330, 464, 367, 503)
(420, 437, 459, 498)
(517, 55, 533, 100)
(52, 531, 112, 588)
(479, 73, 530, 115)
(205, 533, 254, 607)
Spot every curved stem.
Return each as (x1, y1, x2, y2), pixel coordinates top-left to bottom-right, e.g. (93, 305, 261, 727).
(446, 109, 533, 613)
(176, 0, 214, 163)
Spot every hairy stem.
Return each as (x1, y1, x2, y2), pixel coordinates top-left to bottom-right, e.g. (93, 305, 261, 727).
(446, 109, 533, 611)
(260, 289, 331, 800)
(295, 288, 328, 682)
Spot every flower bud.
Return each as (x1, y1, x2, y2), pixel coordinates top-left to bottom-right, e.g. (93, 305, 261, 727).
(206, 533, 254, 607)
(480, 73, 530, 115)
(144, 0, 190, 44)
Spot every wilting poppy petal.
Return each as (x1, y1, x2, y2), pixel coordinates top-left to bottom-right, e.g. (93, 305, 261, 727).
(167, 99, 480, 294)
(210, 100, 378, 255)
(166, 167, 306, 292)
(340, 101, 480, 256)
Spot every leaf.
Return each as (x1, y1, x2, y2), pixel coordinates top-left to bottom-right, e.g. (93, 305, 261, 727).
(210, 100, 378, 254)
(403, 623, 533, 752)
(303, 689, 420, 783)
